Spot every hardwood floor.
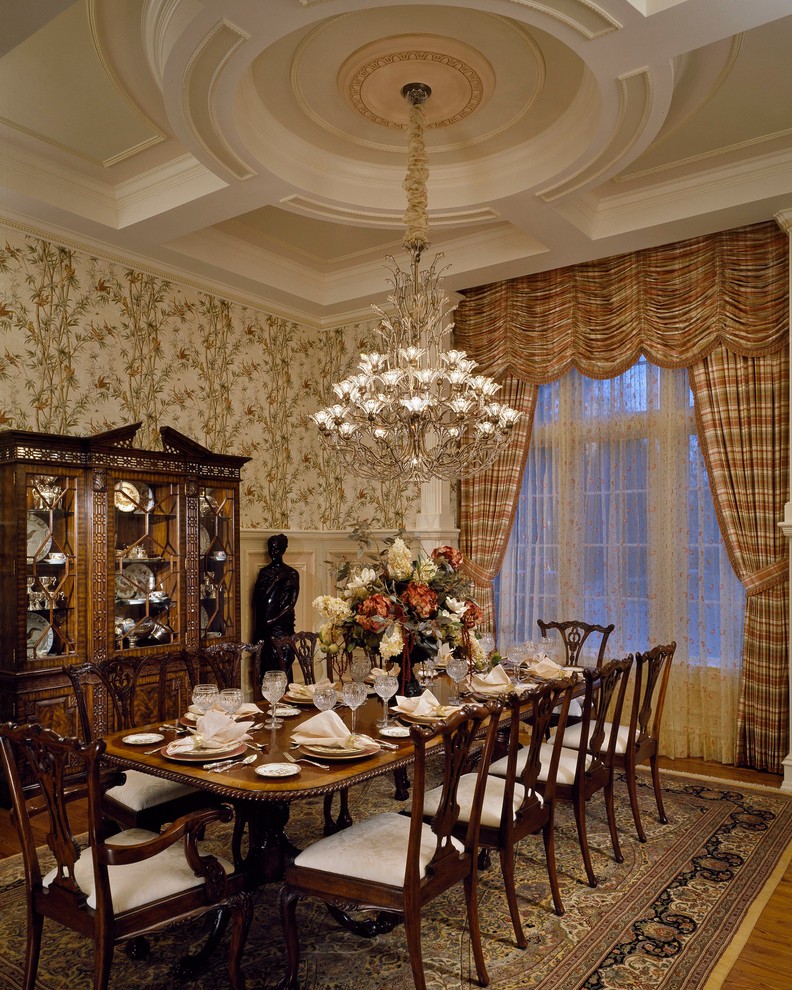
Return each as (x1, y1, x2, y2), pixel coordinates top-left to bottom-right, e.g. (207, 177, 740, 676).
(0, 756, 788, 986)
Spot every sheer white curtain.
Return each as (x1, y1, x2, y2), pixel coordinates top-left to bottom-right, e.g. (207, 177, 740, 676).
(496, 361, 745, 762)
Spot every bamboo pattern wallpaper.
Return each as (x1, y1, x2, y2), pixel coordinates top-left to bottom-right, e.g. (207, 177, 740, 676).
(0, 221, 418, 531)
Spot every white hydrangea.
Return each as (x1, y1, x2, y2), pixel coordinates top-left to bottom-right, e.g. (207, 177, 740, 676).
(312, 595, 352, 623)
(412, 557, 438, 583)
(379, 622, 404, 661)
(387, 538, 414, 581)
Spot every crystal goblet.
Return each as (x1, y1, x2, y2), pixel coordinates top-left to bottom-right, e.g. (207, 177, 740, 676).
(313, 683, 338, 712)
(445, 656, 468, 705)
(373, 674, 398, 728)
(191, 683, 218, 715)
(342, 680, 368, 740)
(262, 670, 288, 729)
(218, 687, 242, 718)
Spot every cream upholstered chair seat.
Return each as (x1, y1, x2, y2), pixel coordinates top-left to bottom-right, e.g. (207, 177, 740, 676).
(489, 741, 593, 787)
(43, 827, 235, 911)
(550, 721, 630, 754)
(292, 811, 464, 886)
(106, 771, 199, 812)
(424, 772, 533, 829)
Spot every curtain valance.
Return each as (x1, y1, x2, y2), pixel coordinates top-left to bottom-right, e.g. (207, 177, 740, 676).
(456, 221, 788, 383)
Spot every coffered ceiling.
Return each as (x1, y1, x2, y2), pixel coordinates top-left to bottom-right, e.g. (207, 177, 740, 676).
(1, 0, 791, 325)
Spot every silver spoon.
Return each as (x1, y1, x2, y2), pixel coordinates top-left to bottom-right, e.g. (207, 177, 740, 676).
(283, 751, 330, 771)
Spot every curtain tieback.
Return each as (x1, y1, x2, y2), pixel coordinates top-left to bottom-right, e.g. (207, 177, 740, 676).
(744, 559, 789, 597)
(461, 559, 493, 587)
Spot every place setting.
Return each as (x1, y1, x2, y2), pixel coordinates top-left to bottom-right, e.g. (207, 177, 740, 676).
(390, 688, 462, 724)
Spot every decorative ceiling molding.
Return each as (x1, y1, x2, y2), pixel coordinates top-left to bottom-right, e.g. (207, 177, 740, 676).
(538, 68, 653, 202)
(280, 195, 499, 228)
(503, 0, 621, 39)
(182, 20, 254, 181)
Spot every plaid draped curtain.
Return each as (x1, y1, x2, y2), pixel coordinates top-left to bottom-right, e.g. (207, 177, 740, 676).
(455, 220, 789, 771)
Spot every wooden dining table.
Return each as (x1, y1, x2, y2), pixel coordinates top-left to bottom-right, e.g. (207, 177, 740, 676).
(102, 691, 433, 889)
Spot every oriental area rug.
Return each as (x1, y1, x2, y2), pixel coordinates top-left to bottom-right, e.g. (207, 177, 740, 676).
(1, 768, 791, 990)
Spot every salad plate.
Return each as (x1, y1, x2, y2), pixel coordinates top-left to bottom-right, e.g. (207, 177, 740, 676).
(255, 763, 300, 778)
(123, 732, 164, 745)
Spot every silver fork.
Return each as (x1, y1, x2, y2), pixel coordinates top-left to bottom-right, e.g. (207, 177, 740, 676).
(283, 751, 330, 771)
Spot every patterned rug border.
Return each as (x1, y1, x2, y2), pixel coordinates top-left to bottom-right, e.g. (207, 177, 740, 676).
(650, 766, 788, 794)
(701, 834, 792, 990)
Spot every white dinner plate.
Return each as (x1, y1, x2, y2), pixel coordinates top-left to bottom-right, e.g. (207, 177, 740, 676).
(26, 514, 52, 562)
(255, 763, 300, 778)
(123, 732, 164, 745)
(27, 614, 53, 658)
(163, 741, 246, 762)
(116, 563, 154, 600)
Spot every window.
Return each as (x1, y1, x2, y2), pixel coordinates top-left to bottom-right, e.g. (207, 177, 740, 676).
(495, 361, 745, 668)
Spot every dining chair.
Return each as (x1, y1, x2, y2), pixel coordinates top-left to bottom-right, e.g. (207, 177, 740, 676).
(194, 642, 261, 690)
(63, 653, 214, 832)
(425, 679, 578, 948)
(536, 619, 615, 668)
(277, 701, 502, 990)
(272, 631, 320, 684)
(559, 642, 676, 842)
(0, 720, 253, 990)
(533, 657, 632, 887)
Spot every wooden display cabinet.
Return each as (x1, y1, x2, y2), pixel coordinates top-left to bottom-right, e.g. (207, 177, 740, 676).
(0, 424, 249, 795)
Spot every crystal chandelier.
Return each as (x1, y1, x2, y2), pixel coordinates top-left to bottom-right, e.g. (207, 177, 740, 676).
(311, 83, 521, 483)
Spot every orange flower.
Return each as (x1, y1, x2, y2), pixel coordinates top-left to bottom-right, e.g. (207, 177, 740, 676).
(356, 593, 392, 632)
(402, 581, 438, 619)
(431, 545, 464, 571)
(461, 600, 483, 629)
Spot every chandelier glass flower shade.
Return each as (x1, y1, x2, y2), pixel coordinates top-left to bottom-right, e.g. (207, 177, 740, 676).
(311, 83, 521, 483)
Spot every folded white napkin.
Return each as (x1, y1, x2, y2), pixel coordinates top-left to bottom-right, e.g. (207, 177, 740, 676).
(526, 656, 567, 679)
(470, 663, 513, 694)
(367, 664, 400, 682)
(287, 677, 337, 700)
(234, 702, 262, 718)
(393, 689, 458, 717)
(290, 709, 352, 748)
(167, 710, 253, 753)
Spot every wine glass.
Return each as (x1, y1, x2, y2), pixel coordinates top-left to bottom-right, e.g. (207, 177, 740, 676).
(342, 681, 368, 740)
(313, 683, 338, 712)
(191, 683, 218, 715)
(218, 687, 242, 718)
(350, 656, 371, 683)
(262, 670, 288, 729)
(374, 674, 399, 728)
(446, 656, 468, 705)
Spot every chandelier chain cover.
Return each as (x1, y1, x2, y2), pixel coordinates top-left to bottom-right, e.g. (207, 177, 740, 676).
(311, 83, 521, 483)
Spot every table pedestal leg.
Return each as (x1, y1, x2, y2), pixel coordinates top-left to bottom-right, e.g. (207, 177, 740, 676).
(234, 799, 300, 888)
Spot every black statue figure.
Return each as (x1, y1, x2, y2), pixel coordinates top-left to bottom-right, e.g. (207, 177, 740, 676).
(252, 533, 299, 678)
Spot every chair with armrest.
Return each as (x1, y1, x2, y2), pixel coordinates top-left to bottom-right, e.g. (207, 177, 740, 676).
(0, 720, 253, 990)
(276, 700, 502, 990)
(536, 619, 615, 668)
(424, 678, 577, 947)
(63, 653, 214, 832)
(498, 657, 632, 888)
(559, 642, 676, 842)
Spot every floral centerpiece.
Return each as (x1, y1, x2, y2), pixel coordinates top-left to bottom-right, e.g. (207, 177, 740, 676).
(313, 536, 485, 695)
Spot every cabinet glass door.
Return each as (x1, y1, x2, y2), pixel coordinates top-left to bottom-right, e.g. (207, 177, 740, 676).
(198, 486, 237, 641)
(25, 473, 78, 660)
(113, 478, 180, 651)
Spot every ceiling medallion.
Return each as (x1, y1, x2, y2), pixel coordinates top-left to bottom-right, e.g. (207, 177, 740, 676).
(311, 83, 521, 483)
(349, 52, 484, 129)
